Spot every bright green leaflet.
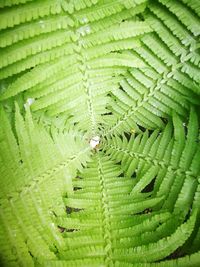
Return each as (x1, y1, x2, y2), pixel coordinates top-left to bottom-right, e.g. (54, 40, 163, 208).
(0, 0, 200, 266)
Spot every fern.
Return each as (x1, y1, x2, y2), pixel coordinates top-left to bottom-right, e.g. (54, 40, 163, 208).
(0, 0, 200, 266)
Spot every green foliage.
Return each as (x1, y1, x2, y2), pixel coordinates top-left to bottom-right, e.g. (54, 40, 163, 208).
(0, 0, 200, 266)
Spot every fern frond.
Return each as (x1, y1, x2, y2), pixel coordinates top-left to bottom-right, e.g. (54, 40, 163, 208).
(85, 2, 147, 34)
(104, 110, 200, 213)
(0, 14, 74, 48)
(180, 0, 200, 17)
(53, 154, 167, 264)
(0, 0, 34, 8)
(0, 0, 200, 265)
(104, 65, 190, 135)
(88, 52, 146, 69)
(0, 54, 77, 100)
(83, 38, 141, 60)
(0, 106, 91, 199)
(0, 0, 62, 30)
(158, 0, 200, 36)
(114, 209, 197, 263)
(0, 30, 73, 69)
(0, 43, 75, 80)
(83, 21, 152, 48)
(0, 107, 91, 265)
(148, 2, 200, 94)
(73, 0, 147, 23)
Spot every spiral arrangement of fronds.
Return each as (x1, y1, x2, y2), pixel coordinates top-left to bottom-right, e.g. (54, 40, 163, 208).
(0, 0, 200, 266)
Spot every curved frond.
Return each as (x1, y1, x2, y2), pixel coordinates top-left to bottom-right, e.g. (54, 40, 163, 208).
(0, 0, 200, 266)
(0, 106, 91, 266)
